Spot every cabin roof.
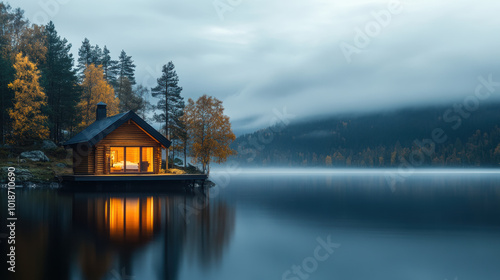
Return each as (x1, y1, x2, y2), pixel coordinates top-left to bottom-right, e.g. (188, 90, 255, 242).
(62, 111, 171, 149)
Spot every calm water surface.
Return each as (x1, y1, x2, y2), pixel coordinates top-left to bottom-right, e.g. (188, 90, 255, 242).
(1, 170, 500, 280)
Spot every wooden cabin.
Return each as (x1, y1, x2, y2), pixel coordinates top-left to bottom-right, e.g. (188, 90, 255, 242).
(63, 102, 171, 175)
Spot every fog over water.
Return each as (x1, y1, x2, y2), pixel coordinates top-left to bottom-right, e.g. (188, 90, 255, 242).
(210, 167, 500, 175)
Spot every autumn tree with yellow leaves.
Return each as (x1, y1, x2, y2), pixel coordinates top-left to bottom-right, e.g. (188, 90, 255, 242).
(77, 64, 119, 128)
(17, 24, 47, 66)
(8, 52, 49, 144)
(182, 95, 235, 174)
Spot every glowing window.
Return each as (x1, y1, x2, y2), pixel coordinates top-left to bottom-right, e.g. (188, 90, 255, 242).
(126, 147, 140, 172)
(141, 147, 153, 172)
(110, 147, 124, 173)
(109, 147, 154, 173)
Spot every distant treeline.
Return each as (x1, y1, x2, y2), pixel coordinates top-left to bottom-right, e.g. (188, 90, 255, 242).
(231, 103, 500, 167)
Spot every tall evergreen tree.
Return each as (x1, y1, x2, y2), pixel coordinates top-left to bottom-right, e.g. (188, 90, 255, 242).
(117, 77, 143, 113)
(151, 61, 184, 139)
(101, 45, 118, 85)
(76, 38, 92, 80)
(133, 84, 152, 119)
(117, 49, 136, 84)
(43, 21, 79, 142)
(90, 44, 103, 66)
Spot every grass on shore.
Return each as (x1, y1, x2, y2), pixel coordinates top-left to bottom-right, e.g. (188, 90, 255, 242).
(0, 146, 72, 182)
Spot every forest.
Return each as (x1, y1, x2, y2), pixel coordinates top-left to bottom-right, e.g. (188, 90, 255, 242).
(231, 103, 500, 167)
(0, 2, 235, 171)
(0, 2, 152, 144)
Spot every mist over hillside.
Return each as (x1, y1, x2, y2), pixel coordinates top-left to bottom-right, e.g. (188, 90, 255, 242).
(230, 103, 500, 167)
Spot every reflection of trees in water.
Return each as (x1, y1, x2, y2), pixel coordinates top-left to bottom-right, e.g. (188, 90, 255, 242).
(0, 191, 73, 280)
(71, 193, 235, 280)
(1, 191, 235, 280)
(77, 238, 114, 280)
(183, 196, 236, 268)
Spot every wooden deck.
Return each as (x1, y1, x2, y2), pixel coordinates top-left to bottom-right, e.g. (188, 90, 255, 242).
(61, 174, 208, 182)
(60, 174, 209, 192)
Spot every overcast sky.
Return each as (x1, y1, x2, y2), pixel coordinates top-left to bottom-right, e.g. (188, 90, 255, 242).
(14, 0, 500, 135)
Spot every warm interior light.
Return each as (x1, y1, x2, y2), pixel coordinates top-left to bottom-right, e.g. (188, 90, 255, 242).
(125, 147, 140, 172)
(147, 197, 154, 232)
(110, 147, 124, 173)
(109, 147, 153, 173)
(125, 198, 140, 240)
(108, 198, 125, 241)
(142, 147, 153, 172)
(105, 197, 156, 243)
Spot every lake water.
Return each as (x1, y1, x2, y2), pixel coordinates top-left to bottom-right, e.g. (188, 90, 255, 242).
(1, 169, 500, 280)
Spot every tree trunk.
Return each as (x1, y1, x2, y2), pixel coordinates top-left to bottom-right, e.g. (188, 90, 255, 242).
(184, 144, 187, 168)
(172, 140, 176, 167)
(165, 84, 169, 169)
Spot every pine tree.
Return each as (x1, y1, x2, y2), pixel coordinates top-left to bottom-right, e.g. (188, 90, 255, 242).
(43, 21, 79, 142)
(115, 50, 136, 106)
(77, 64, 119, 129)
(77, 38, 92, 80)
(117, 50, 136, 84)
(90, 44, 103, 66)
(151, 61, 184, 139)
(8, 53, 49, 144)
(101, 45, 118, 86)
(133, 84, 152, 119)
(117, 77, 148, 113)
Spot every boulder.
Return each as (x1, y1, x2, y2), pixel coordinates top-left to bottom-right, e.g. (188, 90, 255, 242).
(1, 167, 33, 182)
(41, 140, 57, 150)
(56, 163, 67, 168)
(20, 150, 49, 162)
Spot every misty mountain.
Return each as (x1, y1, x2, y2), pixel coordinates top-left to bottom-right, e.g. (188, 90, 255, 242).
(230, 103, 500, 167)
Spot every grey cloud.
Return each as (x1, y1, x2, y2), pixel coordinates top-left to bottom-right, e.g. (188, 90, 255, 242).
(16, 0, 500, 136)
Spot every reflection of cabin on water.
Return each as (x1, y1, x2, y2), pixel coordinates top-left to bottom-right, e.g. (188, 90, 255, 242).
(71, 194, 235, 280)
(63, 102, 171, 175)
(74, 196, 163, 246)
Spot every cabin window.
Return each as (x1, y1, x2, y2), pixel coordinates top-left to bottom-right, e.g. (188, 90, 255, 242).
(109, 147, 154, 173)
(141, 147, 154, 172)
(110, 147, 125, 173)
(126, 147, 140, 172)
